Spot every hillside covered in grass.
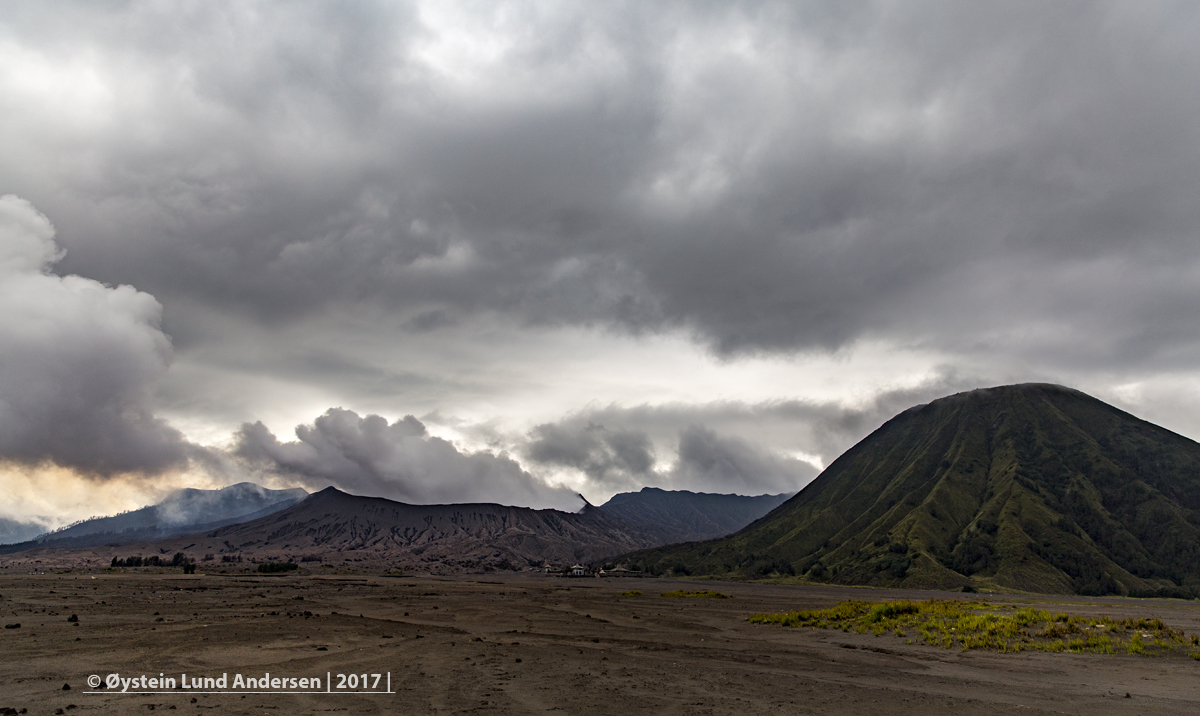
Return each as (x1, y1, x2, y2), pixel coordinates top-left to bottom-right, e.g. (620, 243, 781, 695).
(621, 384, 1200, 596)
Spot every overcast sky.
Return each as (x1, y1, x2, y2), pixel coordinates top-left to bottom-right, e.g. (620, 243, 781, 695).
(4, 1, 1200, 532)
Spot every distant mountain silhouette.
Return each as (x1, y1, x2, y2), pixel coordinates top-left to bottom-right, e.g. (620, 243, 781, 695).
(0, 482, 307, 553)
(597, 487, 792, 543)
(146, 487, 658, 569)
(623, 384, 1200, 597)
(1, 483, 799, 571)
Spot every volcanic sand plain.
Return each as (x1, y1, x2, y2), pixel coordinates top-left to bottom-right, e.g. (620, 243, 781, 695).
(2, 571, 1200, 715)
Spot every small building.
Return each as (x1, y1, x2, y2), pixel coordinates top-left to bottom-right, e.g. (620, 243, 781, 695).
(598, 566, 643, 577)
(569, 564, 587, 577)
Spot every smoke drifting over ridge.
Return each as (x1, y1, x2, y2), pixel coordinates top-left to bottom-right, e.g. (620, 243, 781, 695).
(235, 409, 584, 510)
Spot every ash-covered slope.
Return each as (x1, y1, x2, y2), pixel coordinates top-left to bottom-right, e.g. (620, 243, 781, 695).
(156, 487, 658, 569)
(0, 483, 307, 552)
(625, 384, 1200, 596)
(597, 487, 792, 543)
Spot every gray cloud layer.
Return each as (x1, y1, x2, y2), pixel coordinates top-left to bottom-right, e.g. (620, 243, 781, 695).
(673, 425, 808, 496)
(525, 419, 816, 496)
(526, 422, 658, 494)
(4, 2, 1200, 512)
(521, 370, 984, 496)
(0, 195, 189, 475)
(3, 1, 1198, 367)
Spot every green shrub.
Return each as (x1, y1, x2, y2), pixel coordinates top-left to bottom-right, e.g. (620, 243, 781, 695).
(867, 600, 920, 622)
(669, 562, 691, 576)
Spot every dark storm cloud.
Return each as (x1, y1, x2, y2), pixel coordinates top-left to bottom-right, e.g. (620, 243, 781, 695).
(0, 196, 190, 476)
(235, 408, 583, 509)
(3, 1, 1198, 370)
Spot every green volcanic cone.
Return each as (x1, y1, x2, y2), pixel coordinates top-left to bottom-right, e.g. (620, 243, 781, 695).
(624, 384, 1200, 596)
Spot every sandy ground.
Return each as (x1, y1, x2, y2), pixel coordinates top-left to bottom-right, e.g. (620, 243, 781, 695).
(2, 571, 1200, 715)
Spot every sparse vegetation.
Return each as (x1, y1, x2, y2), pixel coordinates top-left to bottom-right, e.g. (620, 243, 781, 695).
(660, 589, 731, 599)
(111, 553, 192, 568)
(749, 599, 1199, 656)
(620, 590, 642, 597)
(256, 561, 298, 574)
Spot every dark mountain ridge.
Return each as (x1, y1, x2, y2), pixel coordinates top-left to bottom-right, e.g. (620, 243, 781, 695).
(597, 487, 792, 544)
(0, 484, 804, 571)
(149, 487, 657, 569)
(622, 384, 1200, 596)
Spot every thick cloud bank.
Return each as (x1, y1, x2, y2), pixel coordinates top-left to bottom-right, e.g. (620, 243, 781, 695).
(5, 2, 1199, 370)
(0, 195, 188, 475)
(6, 3, 1200, 517)
(236, 408, 582, 509)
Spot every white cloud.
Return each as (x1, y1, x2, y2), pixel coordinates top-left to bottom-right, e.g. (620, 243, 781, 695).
(236, 408, 583, 510)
